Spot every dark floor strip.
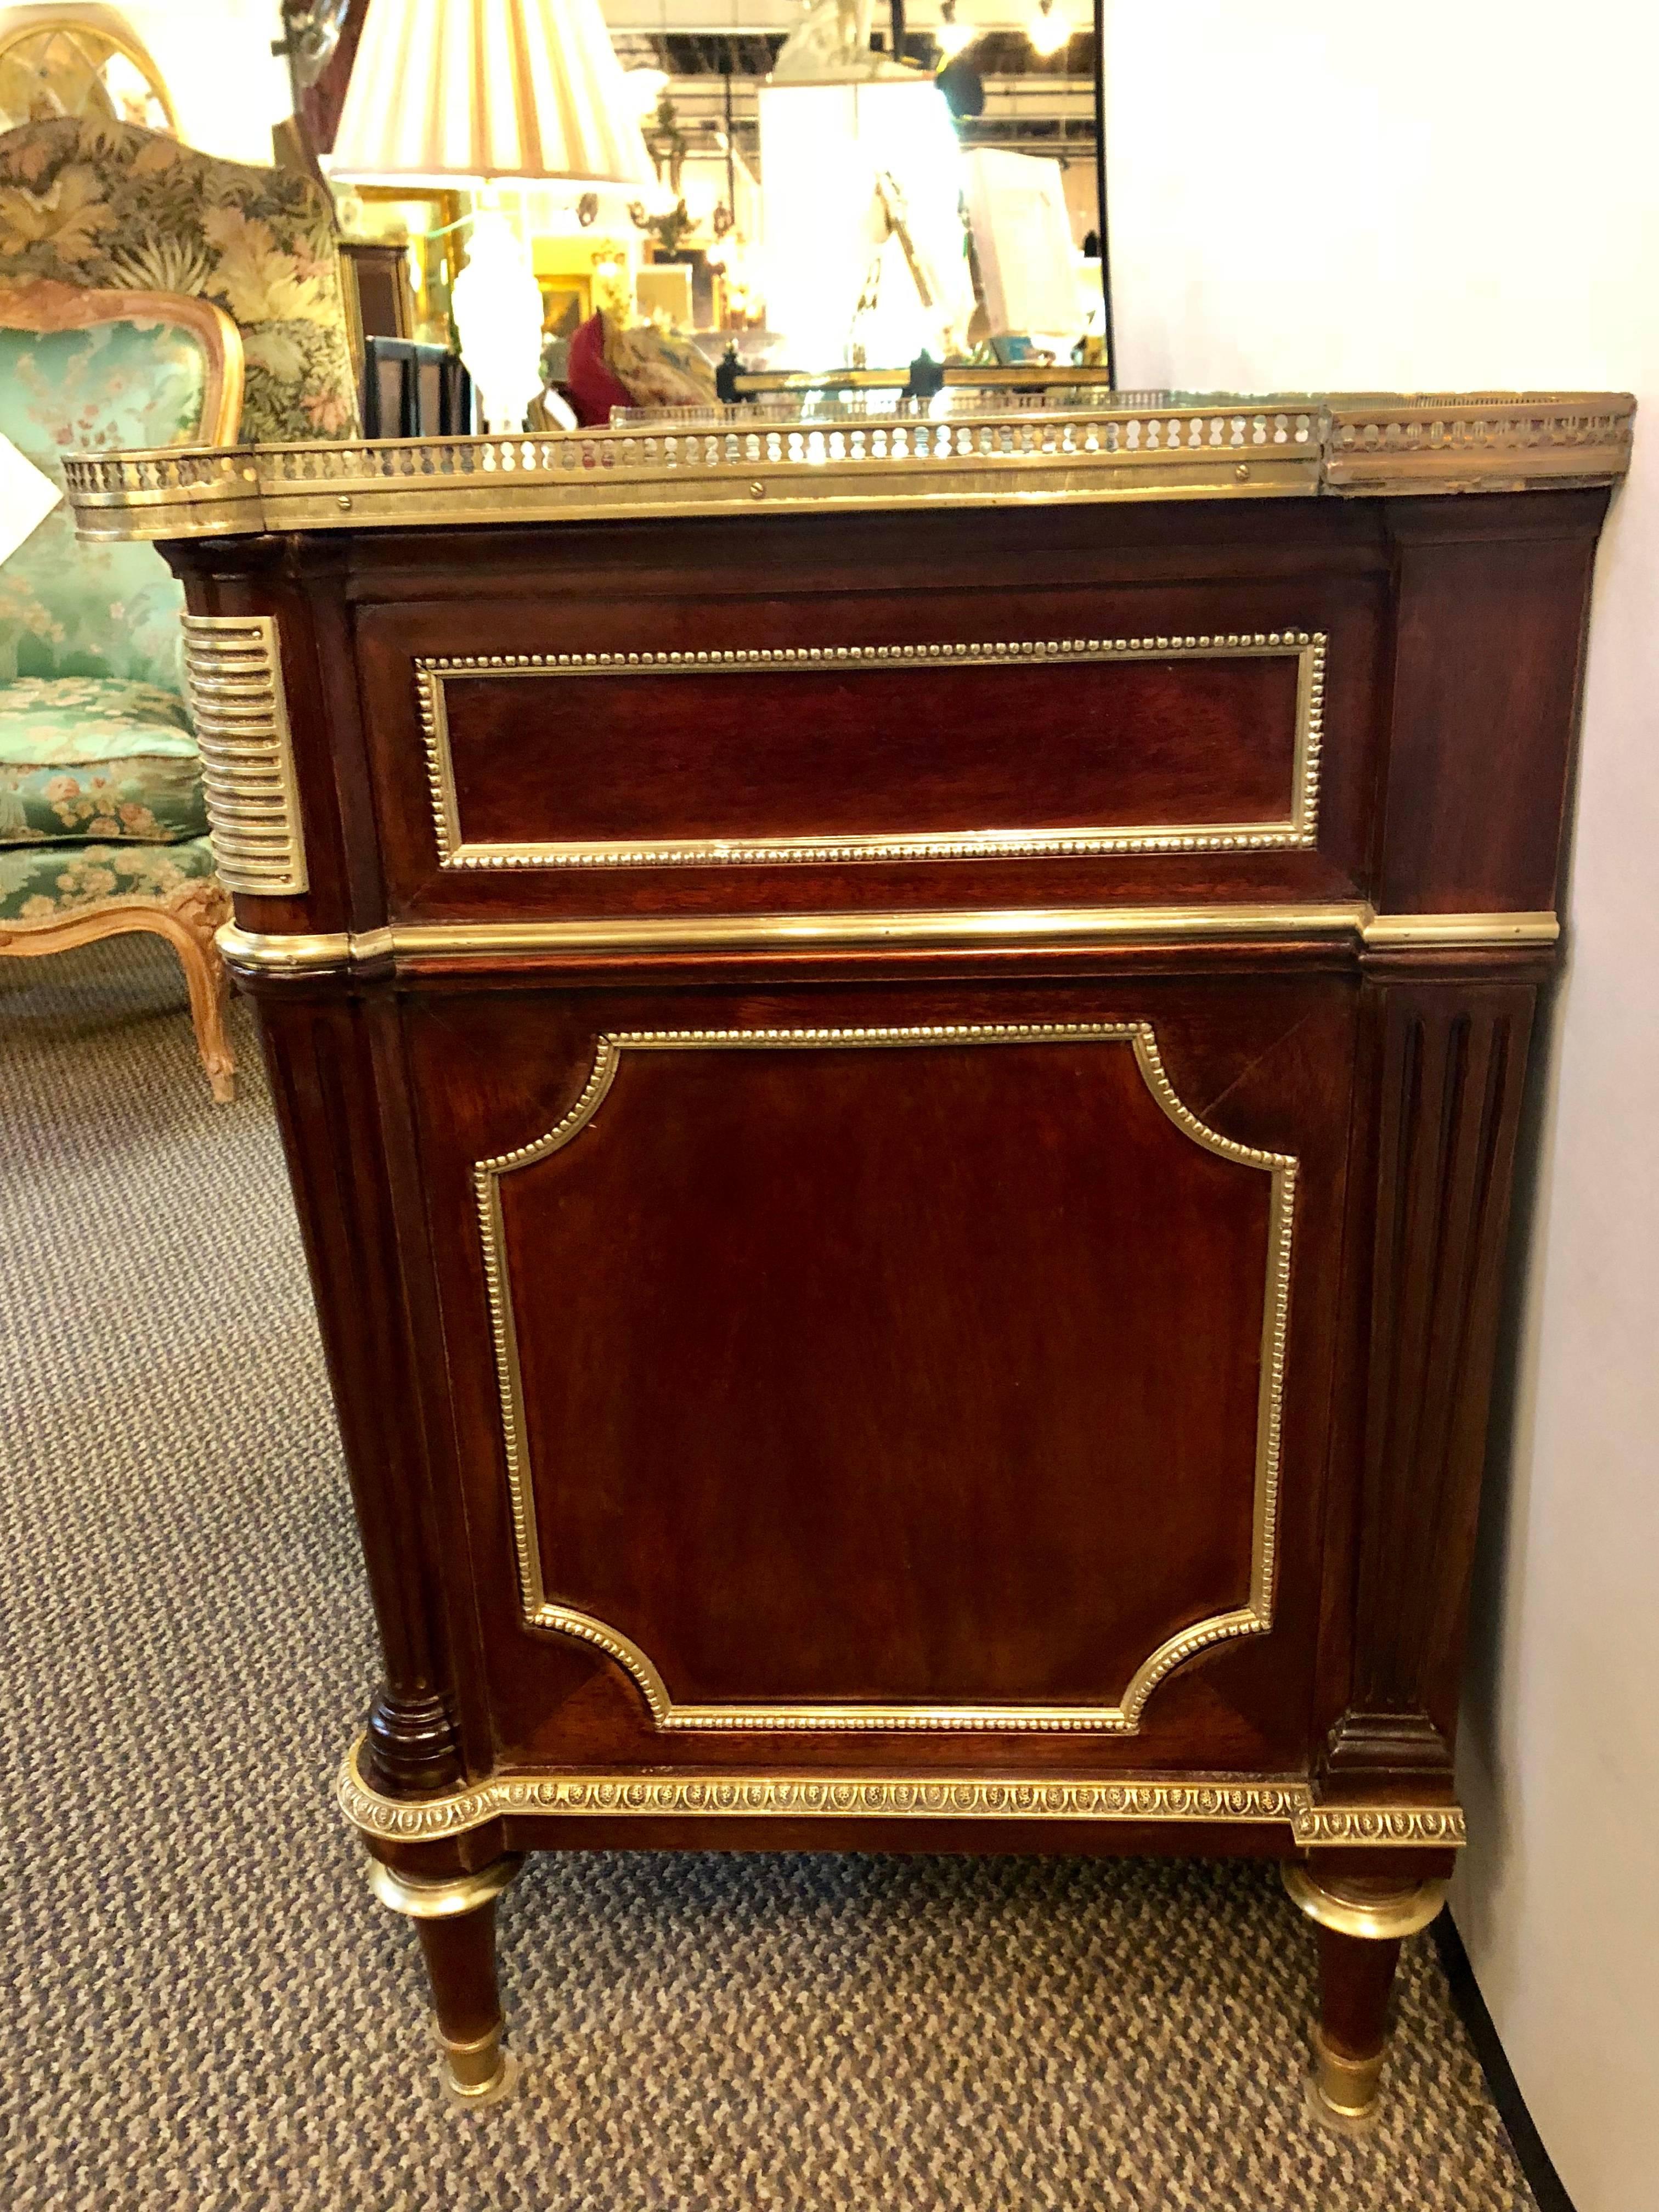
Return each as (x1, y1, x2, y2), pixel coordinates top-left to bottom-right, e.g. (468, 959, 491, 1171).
(1435, 1913, 1577, 2212)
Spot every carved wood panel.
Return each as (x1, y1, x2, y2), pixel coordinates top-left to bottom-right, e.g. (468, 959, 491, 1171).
(404, 974, 1354, 1774)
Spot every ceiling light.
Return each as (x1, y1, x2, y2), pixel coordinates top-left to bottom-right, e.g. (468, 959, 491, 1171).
(936, 1, 973, 58)
(1026, 0, 1070, 58)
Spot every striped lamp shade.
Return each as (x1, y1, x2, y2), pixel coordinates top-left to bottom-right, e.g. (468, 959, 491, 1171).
(329, 0, 652, 188)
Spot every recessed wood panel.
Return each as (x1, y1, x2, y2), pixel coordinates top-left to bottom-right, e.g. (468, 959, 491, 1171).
(426, 639, 1318, 868)
(483, 1026, 1293, 1728)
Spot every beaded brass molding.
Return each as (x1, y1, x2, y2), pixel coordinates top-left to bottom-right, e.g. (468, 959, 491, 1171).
(336, 1738, 1469, 1848)
(61, 394, 1632, 541)
(474, 1020, 1296, 1735)
(180, 614, 307, 898)
(416, 632, 1325, 871)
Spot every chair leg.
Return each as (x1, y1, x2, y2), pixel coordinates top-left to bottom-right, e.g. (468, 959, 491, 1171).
(163, 895, 236, 1103)
(0, 888, 237, 1103)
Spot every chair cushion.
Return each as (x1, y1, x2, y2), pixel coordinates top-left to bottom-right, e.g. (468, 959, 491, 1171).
(0, 830, 217, 924)
(0, 676, 204, 848)
(566, 311, 633, 428)
(0, 675, 193, 761)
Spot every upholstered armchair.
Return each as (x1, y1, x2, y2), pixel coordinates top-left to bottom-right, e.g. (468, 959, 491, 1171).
(0, 118, 360, 1100)
(0, 116, 359, 442)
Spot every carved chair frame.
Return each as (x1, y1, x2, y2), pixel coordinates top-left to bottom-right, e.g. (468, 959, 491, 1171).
(0, 278, 245, 1100)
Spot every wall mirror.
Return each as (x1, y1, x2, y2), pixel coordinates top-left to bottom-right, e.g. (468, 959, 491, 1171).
(302, 0, 1115, 426)
(603, 6, 1114, 405)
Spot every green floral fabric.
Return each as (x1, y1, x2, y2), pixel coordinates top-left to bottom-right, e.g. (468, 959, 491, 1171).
(0, 115, 360, 444)
(0, 828, 216, 923)
(0, 676, 193, 761)
(0, 320, 204, 688)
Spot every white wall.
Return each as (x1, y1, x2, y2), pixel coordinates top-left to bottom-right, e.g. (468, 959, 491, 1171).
(1105, 6, 1659, 2205)
(0, 1, 289, 165)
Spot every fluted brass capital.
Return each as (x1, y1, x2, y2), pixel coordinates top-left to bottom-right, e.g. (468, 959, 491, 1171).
(1282, 1861, 1448, 1941)
(364, 1851, 524, 1922)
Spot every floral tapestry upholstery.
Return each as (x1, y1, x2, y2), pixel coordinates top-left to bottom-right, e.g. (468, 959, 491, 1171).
(0, 319, 202, 689)
(0, 829, 217, 924)
(0, 115, 359, 443)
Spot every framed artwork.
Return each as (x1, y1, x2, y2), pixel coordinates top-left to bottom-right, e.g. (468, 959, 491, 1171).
(635, 264, 694, 332)
(539, 280, 592, 345)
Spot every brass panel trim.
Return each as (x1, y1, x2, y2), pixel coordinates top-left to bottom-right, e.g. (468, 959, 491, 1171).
(1361, 910, 1559, 949)
(181, 614, 308, 898)
(215, 905, 1562, 976)
(61, 394, 1633, 541)
(1295, 1806, 1467, 1847)
(416, 633, 1327, 871)
(473, 1020, 1296, 1735)
(1282, 1864, 1451, 1941)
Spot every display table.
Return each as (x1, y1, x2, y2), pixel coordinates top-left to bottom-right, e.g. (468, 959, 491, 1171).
(68, 393, 1633, 2124)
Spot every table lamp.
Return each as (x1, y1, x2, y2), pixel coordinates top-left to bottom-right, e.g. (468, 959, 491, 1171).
(328, 0, 652, 431)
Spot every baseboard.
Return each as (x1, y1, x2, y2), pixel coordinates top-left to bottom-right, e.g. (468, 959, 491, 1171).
(1435, 1912, 1578, 2212)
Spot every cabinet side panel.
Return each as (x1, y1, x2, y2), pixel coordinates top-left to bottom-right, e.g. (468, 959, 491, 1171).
(1379, 498, 1603, 914)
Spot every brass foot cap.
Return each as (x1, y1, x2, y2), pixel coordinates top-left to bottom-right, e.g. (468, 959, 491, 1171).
(443, 2044, 520, 2110)
(1308, 2023, 1384, 2130)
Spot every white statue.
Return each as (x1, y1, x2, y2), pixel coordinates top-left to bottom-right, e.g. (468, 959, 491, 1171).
(772, 0, 902, 81)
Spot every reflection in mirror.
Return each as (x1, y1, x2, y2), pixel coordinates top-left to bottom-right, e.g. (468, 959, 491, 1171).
(601, 9, 1111, 405)
(319, 0, 1114, 431)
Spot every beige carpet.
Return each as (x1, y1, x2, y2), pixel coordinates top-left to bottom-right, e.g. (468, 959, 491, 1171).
(0, 937, 1537, 2211)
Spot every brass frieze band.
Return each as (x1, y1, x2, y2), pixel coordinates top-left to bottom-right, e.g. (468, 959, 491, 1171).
(336, 1739, 1466, 1848)
(416, 632, 1326, 870)
(180, 614, 307, 898)
(63, 393, 1633, 540)
(1293, 1806, 1466, 1847)
(215, 905, 1558, 977)
(473, 1020, 1296, 1735)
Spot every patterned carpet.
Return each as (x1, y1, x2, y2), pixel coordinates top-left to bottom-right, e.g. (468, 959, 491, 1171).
(0, 938, 1538, 2212)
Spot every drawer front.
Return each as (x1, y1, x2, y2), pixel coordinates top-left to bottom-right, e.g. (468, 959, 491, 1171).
(411, 969, 1353, 1773)
(351, 543, 1386, 923)
(417, 633, 1322, 870)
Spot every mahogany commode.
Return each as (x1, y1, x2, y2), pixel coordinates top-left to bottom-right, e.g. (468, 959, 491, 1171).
(68, 393, 1633, 2124)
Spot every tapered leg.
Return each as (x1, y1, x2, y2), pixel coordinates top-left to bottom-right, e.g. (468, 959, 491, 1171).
(1312, 1922, 1402, 2118)
(1282, 1864, 1448, 2125)
(366, 1853, 524, 2102)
